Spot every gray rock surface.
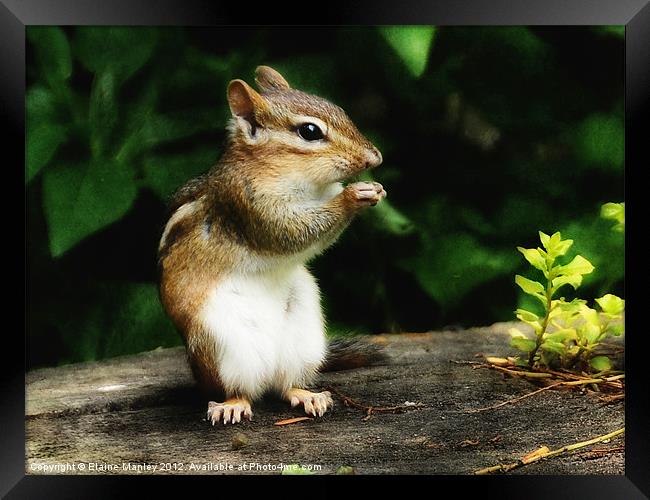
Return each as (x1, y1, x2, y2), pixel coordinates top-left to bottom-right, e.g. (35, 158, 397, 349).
(26, 323, 624, 475)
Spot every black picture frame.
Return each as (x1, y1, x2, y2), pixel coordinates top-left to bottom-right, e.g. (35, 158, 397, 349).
(7, 0, 648, 497)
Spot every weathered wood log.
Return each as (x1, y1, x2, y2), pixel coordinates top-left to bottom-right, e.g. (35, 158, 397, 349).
(26, 323, 624, 475)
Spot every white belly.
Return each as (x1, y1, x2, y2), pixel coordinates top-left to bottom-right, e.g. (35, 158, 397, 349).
(200, 264, 326, 399)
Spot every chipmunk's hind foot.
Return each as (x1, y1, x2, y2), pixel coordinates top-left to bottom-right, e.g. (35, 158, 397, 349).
(207, 398, 253, 425)
(284, 388, 333, 417)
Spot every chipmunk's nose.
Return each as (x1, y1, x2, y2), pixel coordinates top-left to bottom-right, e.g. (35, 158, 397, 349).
(363, 146, 383, 169)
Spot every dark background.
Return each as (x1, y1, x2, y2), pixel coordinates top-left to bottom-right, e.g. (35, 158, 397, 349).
(25, 26, 624, 369)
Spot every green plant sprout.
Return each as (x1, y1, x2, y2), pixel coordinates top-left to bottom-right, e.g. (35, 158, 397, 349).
(511, 231, 624, 372)
(281, 464, 315, 475)
(601, 202, 625, 232)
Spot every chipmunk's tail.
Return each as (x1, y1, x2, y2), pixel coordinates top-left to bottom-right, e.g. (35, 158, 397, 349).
(321, 337, 388, 372)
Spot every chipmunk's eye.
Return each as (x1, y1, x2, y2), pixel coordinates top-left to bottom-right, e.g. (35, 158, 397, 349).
(297, 123, 324, 141)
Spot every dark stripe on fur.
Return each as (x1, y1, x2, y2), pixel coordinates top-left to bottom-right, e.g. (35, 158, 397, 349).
(321, 337, 388, 372)
(158, 219, 192, 260)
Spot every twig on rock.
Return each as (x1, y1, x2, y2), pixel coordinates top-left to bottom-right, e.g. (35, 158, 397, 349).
(323, 385, 425, 421)
(274, 416, 313, 426)
(473, 427, 625, 475)
(466, 374, 625, 414)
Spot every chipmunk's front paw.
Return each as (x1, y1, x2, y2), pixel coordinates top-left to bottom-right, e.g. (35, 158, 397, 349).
(284, 388, 334, 417)
(207, 398, 253, 425)
(345, 181, 387, 208)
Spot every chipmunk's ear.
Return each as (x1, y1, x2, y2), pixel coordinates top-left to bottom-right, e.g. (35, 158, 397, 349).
(227, 79, 267, 120)
(255, 66, 291, 92)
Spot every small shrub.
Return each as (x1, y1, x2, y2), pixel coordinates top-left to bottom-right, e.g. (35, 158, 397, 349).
(511, 231, 624, 372)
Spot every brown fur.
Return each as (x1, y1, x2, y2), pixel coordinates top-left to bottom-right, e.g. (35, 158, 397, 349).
(158, 65, 383, 398)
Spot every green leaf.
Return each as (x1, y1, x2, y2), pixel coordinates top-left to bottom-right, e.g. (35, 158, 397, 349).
(515, 309, 539, 323)
(142, 147, 218, 201)
(579, 305, 601, 326)
(556, 255, 595, 277)
(51, 281, 180, 363)
(515, 275, 544, 295)
(551, 274, 583, 292)
(608, 323, 624, 337)
(517, 247, 546, 272)
(335, 466, 356, 475)
(510, 337, 537, 353)
(574, 113, 624, 170)
(601, 202, 625, 233)
(282, 464, 315, 475)
(540, 231, 573, 258)
(42, 159, 137, 257)
(100, 282, 180, 358)
(27, 27, 72, 86)
(550, 239, 573, 258)
(89, 71, 118, 158)
(549, 298, 584, 320)
(401, 232, 518, 309)
(579, 322, 601, 344)
(539, 231, 573, 258)
(589, 355, 612, 372)
(368, 197, 415, 236)
(75, 27, 158, 85)
(514, 357, 530, 368)
(26, 124, 67, 183)
(544, 329, 577, 343)
(595, 294, 625, 316)
(566, 345, 581, 357)
(26, 85, 69, 183)
(559, 217, 624, 291)
(515, 309, 542, 333)
(538, 231, 550, 248)
(119, 108, 223, 162)
(540, 340, 566, 355)
(379, 26, 436, 78)
(27, 85, 60, 122)
(601, 202, 624, 223)
(489, 27, 549, 74)
(549, 231, 562, 248)
(539, 350, 556, 367)
(508, 327, 526, 339)
(262, 55, 337, 96)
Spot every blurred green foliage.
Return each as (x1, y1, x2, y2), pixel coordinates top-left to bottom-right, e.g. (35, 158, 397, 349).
(26, 26, 624, 368)
(601, 202, 625, 232)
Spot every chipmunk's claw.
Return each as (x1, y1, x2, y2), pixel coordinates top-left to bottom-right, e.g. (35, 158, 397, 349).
(345, 181, 386, 207)
(207, 399, 253, 425)
(285, 388, 334, 417)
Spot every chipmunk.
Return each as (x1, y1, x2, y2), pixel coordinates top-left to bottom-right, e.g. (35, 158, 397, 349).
(158, 65, 386, 425)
